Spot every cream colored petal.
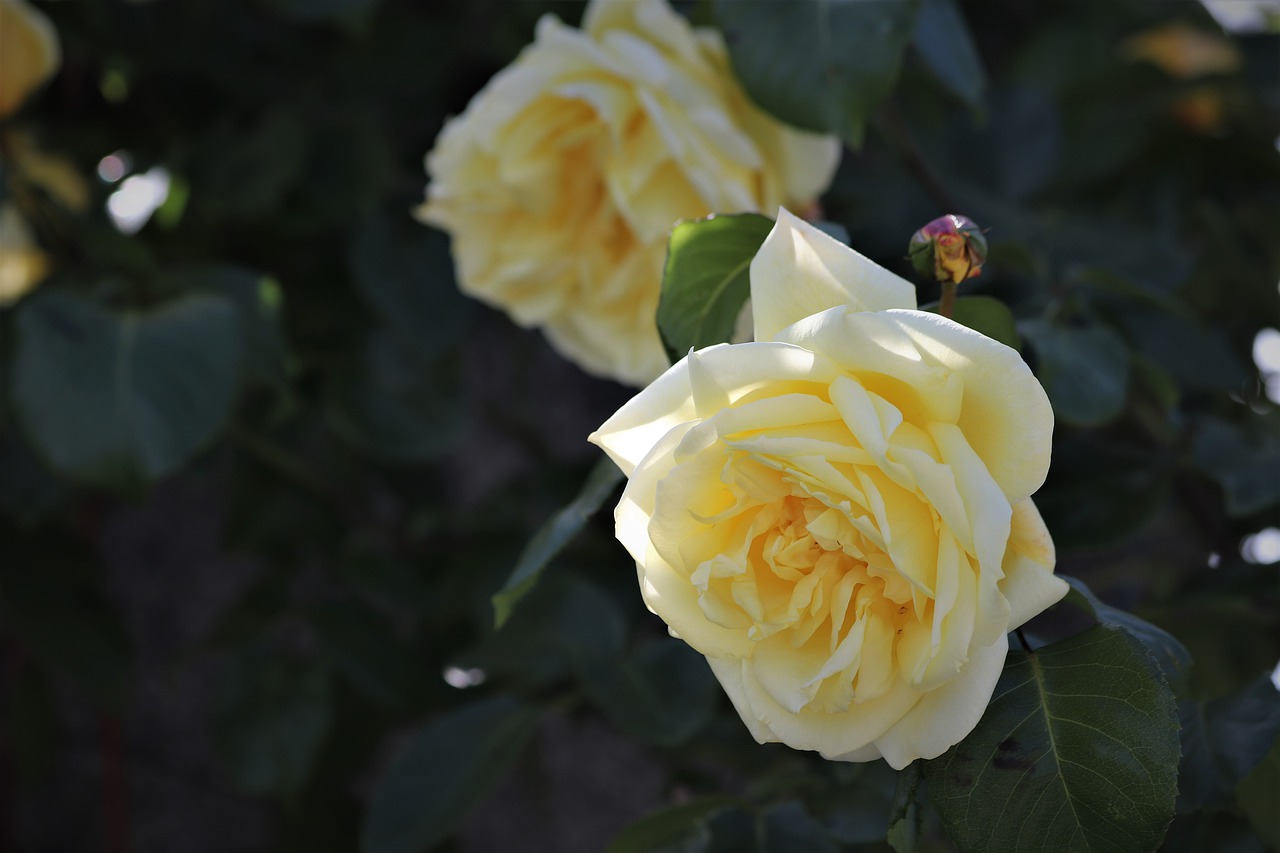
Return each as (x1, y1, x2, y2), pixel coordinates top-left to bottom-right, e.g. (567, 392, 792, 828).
(737, 652, 922, 758)
(1002, 498, 1067, 630)
(750, 209, 916, 342)
(0, 0, 61, 118)
(873, 632, 1009, 769)
(588, 341, 835, 476)
(773, 128, 842, 210)
(877, 310, 1053, 503)
(705, 654, 780, 744)
(618, 421, 755, 658)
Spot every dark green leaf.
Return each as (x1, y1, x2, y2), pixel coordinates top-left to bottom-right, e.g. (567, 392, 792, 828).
(348, 216, 469, 360)
(173, 266, 288, 388)
(606, 797, 735, 853)
(657, 213, 774, 364)
(579, 639, 719, 747)
(1022, 319, 1130, 427)
(0, 427, 68, 524)
(194, 112, 308, 219)
(1192, 417, 1280, 517)
(886, 761, 923, 853)
(324, 331, 461, 463)
(310, 601, 421, 709)
(761, 801, 841, 853)
(1237, 735, 1280, 848)
(360, 696, 540, 853)
(213, 650, 332, 799)
(927, 626, 1180, 853)
(1178, 675, 1280, 814)
(492, 457, 623, 628)
(924, 295, 1020, 349)
(714, 0, 918, 145)
(1036, 437, 1171, 550)
(1061, 576, 1192, 695)
(913, 0, 986, 109)
(14, 291, 241, 491)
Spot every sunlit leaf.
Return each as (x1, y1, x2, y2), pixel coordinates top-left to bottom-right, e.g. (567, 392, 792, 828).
(656, 214, 774, 364)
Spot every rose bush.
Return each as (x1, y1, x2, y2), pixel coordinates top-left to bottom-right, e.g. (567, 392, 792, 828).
(0, 0, 59, 118)
(417, 0, 839, 386)
(591, 210, 1069, 767)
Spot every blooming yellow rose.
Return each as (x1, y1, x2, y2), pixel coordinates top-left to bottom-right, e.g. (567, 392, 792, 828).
(0, 0, 61, 118)
(417, 0, 839, 386)
(590, 210, 1068, 768)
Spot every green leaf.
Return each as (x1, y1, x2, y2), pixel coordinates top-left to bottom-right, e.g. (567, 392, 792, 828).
(913, 0, 986, 109)
(173, 266, 288, 388)
(1237, 736, 1280, 848)
(886, 761, 923, 853)
(1178, 675, 1280, 814)
(579, 639, 720, 747)
(714, 0, 918, 145)
(492, 457, 623, 628)
(927, 626, 1180, 853)
(14, 291, 241, 491)
(924, 295, 1020, 350)
(348, 215, 469, 360)
(194, 112, 308, 219)
(5, 663, 59, 787)
(656, 213, 774, 365)
(310, 600, 421, 709)
(360, 696, 540, 853)
(213, 649, 332, 799)
(1061, 576, 1192, 695)
(606, 797, 735, 853)
(324, 331, 461, 463)
(1192, 417, 1280, 517)
(1022, 319, 1130, 427)
(760, 801, 841, 853)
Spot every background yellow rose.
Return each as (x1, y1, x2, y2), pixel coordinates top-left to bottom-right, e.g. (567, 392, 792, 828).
(0, 0, 60, 118)
(591, 211, 1068, 767)
(418, 0, 839, 386)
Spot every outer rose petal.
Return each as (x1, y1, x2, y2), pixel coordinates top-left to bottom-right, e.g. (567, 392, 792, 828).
(780, 308, 1054, 503)
(1001, 498, 1068, 629)
(751, 209, 916, 342)
(871, 632, 1009, 769)
(588, 342, 837, 476)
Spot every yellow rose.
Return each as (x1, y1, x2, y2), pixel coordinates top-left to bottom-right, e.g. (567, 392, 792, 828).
(417, 0, 839, 386)
(0, 202, 48, 304)
(589, 211, 1068, 768)
(0, 0, 61, 118)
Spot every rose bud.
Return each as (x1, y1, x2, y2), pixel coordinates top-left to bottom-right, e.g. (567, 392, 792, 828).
(909, 214, 987, 285)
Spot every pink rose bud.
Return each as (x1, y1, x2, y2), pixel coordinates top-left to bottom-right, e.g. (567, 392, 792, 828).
(909, 214, 988, 285)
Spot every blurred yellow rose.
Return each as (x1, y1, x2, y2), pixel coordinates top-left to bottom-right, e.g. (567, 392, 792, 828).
(590, 211, 1067, 767)
(418, 0, 839, 386)
(0, 0, 61, 118)
(0, 202, 47, 304)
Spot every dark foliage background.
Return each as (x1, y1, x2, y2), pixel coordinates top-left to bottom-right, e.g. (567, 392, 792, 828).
(0, 0, 1278, 851)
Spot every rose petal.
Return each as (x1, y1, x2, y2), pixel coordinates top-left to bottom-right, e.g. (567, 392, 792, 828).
(751, 209, 916, 342)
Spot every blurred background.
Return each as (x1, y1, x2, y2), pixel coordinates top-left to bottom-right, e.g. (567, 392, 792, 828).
(1, 0, 1278, 851)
